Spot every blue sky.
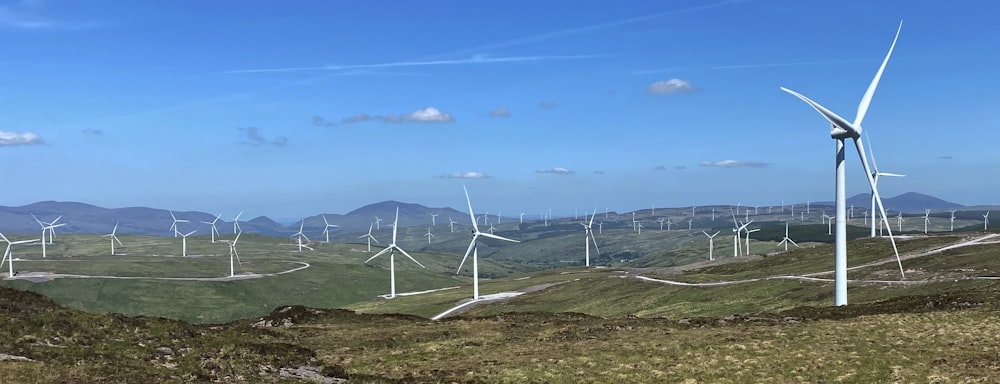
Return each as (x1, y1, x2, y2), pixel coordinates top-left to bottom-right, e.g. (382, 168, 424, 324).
(1, 0, 998, 220)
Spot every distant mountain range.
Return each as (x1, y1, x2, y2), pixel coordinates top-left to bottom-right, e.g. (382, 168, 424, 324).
(0, 193, 985, 237)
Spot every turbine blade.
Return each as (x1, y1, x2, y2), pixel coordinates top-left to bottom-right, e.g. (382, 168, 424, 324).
(780, 87, 859, 136)
(396, 247, 426, 268)
(479, 232, 520, 243)
(365, 247, 390, 263)
(392, 207, 399, 244)
(114, 236, 123, 246)
(590, 234, 600, 256)
(464, 185, 479, 232)
(879, 173, 906, 177)
(457, 236, 478, 273)
(855, 20, 902, 128)
(854, 137, 904, 278)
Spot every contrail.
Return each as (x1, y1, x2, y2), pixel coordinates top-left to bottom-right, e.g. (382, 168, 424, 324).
(711, 59, 873, 70)
(223, 54, 600, 75)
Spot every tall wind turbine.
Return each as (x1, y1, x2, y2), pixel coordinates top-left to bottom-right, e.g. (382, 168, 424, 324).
(201, 214, 222, 243)
(169, 211, 189, 237)
(448, 217, 457, 233)
(429, 213, 439, 226)
(897, 212, 904, 232)
(581, 208, 600, 267)
(923, 209, 931, 234)
(180, 230, 196, 257)
(219, 232, 242, 277)
(777, 222, 799, 251)
(358, 223, 379, 252)
(321, 215, 339, 243)
(232, 211, 243, 234)
(456, 186, 519, 301)
(949, 210, 957, 231)
(374, 215, 383, 231)
(291, 221, 312, 252)
(780, 21, 905, 306)
(1, 233, 39, 277)
(745, 228, 761, 255)
(703, 231, 720, 261)
(519, 212, 525, 224)
(35, 220, 65, 259)
(102, 222, 124, 256)
(865, 131, 905, 237)
(425, 227, 434, 244)
(366, 207, 425, 299)
(985, 211, 991, 230)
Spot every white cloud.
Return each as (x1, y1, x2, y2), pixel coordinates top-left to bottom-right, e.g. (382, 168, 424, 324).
(353, 107, 454, 124)
(341, 113, 372, 123)
(699, 160, 769, 168)
(647, 78, 696, 95)
(0, 2, 99, 30)
(489, 107, 511, 118)
(438, 172, 491, 179)
(536, 167, 574, 174)
(0, 130, 44, 146)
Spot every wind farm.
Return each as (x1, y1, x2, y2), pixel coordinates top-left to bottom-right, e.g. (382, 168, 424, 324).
(3, 2, 1000, 382)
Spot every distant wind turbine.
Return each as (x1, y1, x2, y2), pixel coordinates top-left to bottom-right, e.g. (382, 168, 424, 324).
(232, 211, 243, 234)
(321, 215, 340, 243)
(219, 231, 242, 277)
(180, 230, 196, 257)
(169, 211, 189, 237)
(429, 213, 439, 226)
(366, 207, 425, 299)
(102, 221, 124, 256)
(457, 186, 519, 301)
(777, 222, 799, 251)
(200, 214, 222, 243)
(1, 232, 39, 277)
(358, 223, 379, 252)
(949, 210, 957, 231)
(703, 231, 720, 261)
(581, 208, 599, 267)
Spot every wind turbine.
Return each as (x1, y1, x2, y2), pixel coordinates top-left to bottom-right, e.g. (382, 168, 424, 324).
(374, 215, 382, 231)
(33, 219, 65, 259)
(321, 215, 339, 243)
(291, 221, 312, 252)
(448, 217, 457, 233)
(865, 131, 906, 237)
(923, 209, 931, 234)
(777, 222, 799, 251)
(519, 212, 525, 224)
(687, 219, 693, 230)
(429, 213, 439, 226)
(425, 227, 434, 244)
(201, 214, 222, 243)
(232, 211, 243, 234)
(581, 208, 600, 267)
(219, 231, 242, 277)
(657, 218, 666, 231)
(780, 21, 906, 305)
(703, 231, 720, 261)
(598, 221, 603, 234)
(357, 223, 379, 252)
(636, 220, 643, 235)
(822, 214, 834, 235)
(169, 211, 189, 237)
(745, 228, 761, 255)
(666, 219, 673, 231)
(985, 211, 990, 230)
(897, 212, 904, 232)
(366, 207, 425, 299)
(180, 230, 196, 257)
(1, 233, 39, 277)
(949, 210, 957, 231)
(457, 186, 519, 300)
(102, 222, 124, 255)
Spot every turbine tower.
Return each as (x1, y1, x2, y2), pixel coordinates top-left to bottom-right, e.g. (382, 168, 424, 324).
(1, 233, 39, 277)
(865, 131, 905, 237)
(219, 232, 242, 277)
(985, 211, 991, 230)
(923, 209, 931, 234)
(456, 186, 519, 301)
(357, 223, 379, 252)
(949, 210, 957, 231)
(703, 231, 720, 261)
(102, 222, 124, 256)
(780, 21, 905, 306)
(180, 230, 196, 257)
(581, 208, 600, 267)
(425, 227, 434, 244)
(429, 212, 439, 226)
(365, 207, 425, 299)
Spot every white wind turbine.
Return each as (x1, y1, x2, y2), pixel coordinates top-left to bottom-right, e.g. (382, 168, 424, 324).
(180, 230, 196, 257)
(31, 216, 65, 259)
(985, 211, 990, 230)
(687, 219, 693, 230)
(745, 228, 760, 255)
(425, 227, 434, 244)
(777, 222, 799, 251)
(780, 21, 906, 306)
(366, 207, 425, 299)
(169, 211, 189, 237)
(657, 218, 666, 231)
(949, 210, 957, 231)
(448, 217, 457, 233)
(897, 212, 904, 232)
(374, 215, 383, 231)
(865, 131, 905, 237)
(923, 209, 931, 234)
(232, 211, 243, 234)
(1, 232, 39, 277)
(519, 212, 525, 224)
(429, 212, 439, 226)
(823, 213, 834, 235)
(581, 208, 600, 267)
(457, 186, 519, 300)
(636, 220, 643, 235)
(598, 221, 603, 234)
(357, 223, 379, 252)
(200, 213, 222, 243)
(219, 231, 242, 277)
(102, 222, 124, 256)
(666, 219, 673, 231)
(291, 221, 313, 252)
(703, 231, 720, 261)
(321, 215, 339, 243)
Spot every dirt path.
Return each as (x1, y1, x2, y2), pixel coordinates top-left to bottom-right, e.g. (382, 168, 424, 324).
(6, 261, 310, 282)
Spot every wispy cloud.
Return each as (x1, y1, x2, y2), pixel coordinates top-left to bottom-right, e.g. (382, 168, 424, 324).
(538, 101, 557, 110)
(937, 155, 953, 160)
(536, 167, 574, 175)
(711, 59, 872, 70)
(0, 130, 44, 146)
(438, 172, 491, 179)
(82, 128, 103, 135)
(312, 116, 335, 127)
(593, 170, 606, 175)
(237, 127, 287, 147)
(488, 107, 511, 118)
(648, 79, 696, 95)
(654, 165, 668, 171)
(0, 2, 99, 31)
(699, 160, 769, 168)
(674, 165, 687, 170)
(340, 108, 454, 124)
(223, 54, 599, 75)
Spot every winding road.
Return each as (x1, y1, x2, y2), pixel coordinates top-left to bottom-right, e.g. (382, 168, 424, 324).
(6, 261, 311, 282)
